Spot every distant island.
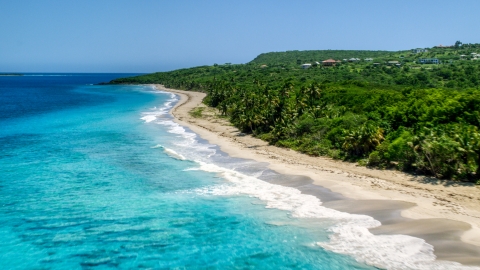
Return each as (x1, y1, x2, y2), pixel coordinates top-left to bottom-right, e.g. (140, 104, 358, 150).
(0, 73, 23, 76)
(108, 41, 480, 183)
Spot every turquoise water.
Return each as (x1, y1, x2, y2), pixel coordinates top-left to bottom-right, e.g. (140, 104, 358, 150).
(0, 75, 373, 269)
(3, 75, 476, 270)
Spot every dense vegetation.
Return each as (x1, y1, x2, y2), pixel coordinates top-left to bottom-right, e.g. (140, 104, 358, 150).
(251, 50, 393, 66)
(109, 43, 480, 183)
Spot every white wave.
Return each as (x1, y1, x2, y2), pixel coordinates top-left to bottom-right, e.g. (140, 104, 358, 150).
(139, 92, 179, 124)
(140, 115, 157, 123)
(186, 162, 479, 270)
(150, 144, 164, 149)
(163, 148, 186, 160)
(155, 119, 216, 159)
(318, 226, 478, 269)
(142, 92, 215, 162)
(155, 90, 179, 101)
(150, 144, 185, 160)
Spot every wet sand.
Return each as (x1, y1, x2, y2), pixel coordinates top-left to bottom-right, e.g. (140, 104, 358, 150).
(155, 84, 480, 266)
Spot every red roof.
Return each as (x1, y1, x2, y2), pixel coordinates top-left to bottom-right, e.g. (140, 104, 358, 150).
(322, 59, 336, 63)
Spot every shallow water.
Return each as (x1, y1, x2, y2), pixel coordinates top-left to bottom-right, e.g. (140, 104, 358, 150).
(0, 74, 477, 269)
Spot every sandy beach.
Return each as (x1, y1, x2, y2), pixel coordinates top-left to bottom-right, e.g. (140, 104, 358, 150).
(155, 84, 480, 266)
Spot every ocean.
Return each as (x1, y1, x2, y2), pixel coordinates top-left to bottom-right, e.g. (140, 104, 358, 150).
(0, 74, 475, 269)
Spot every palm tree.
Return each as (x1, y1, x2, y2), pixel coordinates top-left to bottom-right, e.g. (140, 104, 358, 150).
(453, 125, 480, 180)
(343, 121, 384, 156)
(306, 82, 322, 107)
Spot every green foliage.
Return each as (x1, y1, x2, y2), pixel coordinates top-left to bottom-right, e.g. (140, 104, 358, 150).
(251, 50, 393, 66)
(342, 121, 384, 157)
(189, 107, 204, 118)
(108, 46, 480, 182)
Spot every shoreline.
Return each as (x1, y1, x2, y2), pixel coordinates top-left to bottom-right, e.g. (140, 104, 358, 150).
(154, 84, 480, 266)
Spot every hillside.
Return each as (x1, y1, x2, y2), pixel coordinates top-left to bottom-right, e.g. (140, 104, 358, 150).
(108, 44, 480, 183)
(250, 50, 394, 66)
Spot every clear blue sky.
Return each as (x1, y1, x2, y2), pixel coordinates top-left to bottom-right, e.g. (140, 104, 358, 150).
(1, 0, 478, 73)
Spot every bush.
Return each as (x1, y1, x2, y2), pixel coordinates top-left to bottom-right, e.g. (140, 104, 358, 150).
(368, 151, 382, 166)
(258, 132, 275, 142)
(189, 107, 204, 118)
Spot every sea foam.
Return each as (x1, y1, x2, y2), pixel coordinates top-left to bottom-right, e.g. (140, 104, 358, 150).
(163, 148, 186, 160)
(140, 91, 178, 123)
(187, 162, 479, 270)
(140, 115, 157, 123)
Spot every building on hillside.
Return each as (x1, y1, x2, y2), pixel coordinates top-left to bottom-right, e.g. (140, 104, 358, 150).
(412, 48, 428, 53)
(348, 58, 360, 62)
(260, 64, 268, 68)
(364, 58, 373, 61)
(418, 58, 440, 64)
(301, 63, 312, 69)
(322, 59, 337, 66)
(387, 61, 400, 65)
(434, 44, 453, 48)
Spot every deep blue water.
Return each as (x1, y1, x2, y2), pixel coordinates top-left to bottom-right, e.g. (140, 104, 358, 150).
(0, 74, 373, 269)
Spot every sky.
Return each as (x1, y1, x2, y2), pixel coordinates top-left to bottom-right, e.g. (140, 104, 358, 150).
(1, 0, 479, 73)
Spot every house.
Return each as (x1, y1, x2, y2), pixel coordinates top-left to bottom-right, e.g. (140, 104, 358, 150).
(412, 48, 428, 53)
(364, 58, 373, 61)
(301, 63, 312, 69)
(322, 59, 337, 66)
(434, 44, 453, 48)
(348, 58, 360, 62)
(387, 61, 399, 65)
(260, 64, 268, 68)
(418, 58, 440, 64)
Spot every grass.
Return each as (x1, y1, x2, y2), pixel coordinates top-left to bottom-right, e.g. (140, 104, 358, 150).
(189, 107, 205, 118)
